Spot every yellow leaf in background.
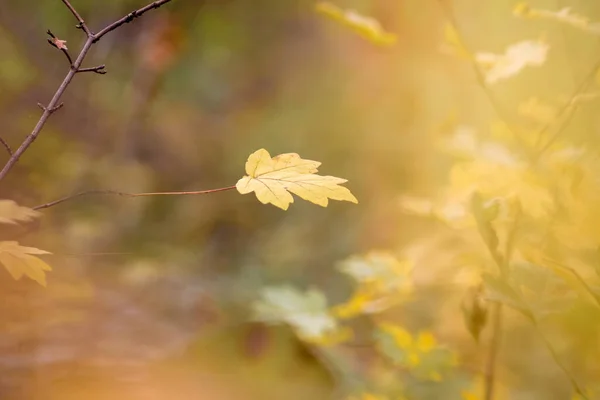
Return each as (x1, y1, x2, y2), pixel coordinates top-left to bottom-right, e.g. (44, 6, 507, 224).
(0, 199, 40, 225)
(349, 394, 390, 400)
(449, 160, 553, 219)
(475, 40, 549, 84)
(236, 148, 358, 210)
(315, 2, 396, 46)
(407, 351, 421, 367)
(514, 3, 600, 35)
(416, 331, 437, 352)
(379, 323, 413, 349)
(0, 241, 52, 286)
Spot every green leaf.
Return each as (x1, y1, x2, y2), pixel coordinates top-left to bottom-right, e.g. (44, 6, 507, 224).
(252, 285, 338, 340)
(374, 324, 457, 381)
(0, 241, 52, 286)
(0, 200, 40, 225)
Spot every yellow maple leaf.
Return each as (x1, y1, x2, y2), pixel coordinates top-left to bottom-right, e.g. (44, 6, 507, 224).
(236, 148, 358, 210)
(315, 2, 396, 46)
(0, 241, 52, 286)
(0, 200, 40, 225)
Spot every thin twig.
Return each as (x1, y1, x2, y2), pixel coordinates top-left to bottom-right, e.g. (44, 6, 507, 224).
(94, 0, 174, 42)
(534, 323, 589, 399)
(0, 137, 12, 156)
(77, 64, 106, 74)
(484, 303, 502, 400)
(32, 185, 236, 210)
(0, 0, 175, 182)
(531, 55, 600, 161)
(435, 0, 522, 141)
(61, 0, 93, 37)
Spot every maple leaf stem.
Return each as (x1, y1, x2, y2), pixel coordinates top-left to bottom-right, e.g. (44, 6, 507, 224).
(0, 0, 176, 183)
(32, 185, 237, 211)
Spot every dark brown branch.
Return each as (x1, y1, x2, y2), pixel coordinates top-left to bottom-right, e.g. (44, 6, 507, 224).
(0, 137, 12, 156)
(77, 64, 106, 74)
(61, 0, 93, 37)
(32, 185, 236, 211)
(0, 0, 175, 182)
(94, 0, 174, 42)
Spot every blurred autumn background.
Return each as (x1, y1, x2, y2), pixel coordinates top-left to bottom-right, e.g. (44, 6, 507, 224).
(2, 0, 600, 399)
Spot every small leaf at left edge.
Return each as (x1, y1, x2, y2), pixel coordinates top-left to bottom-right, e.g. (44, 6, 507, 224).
(0, 241, 52, 287)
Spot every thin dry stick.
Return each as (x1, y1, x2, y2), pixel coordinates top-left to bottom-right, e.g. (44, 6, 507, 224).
(534, 323, 589, 399)
(32, 185, 236, 210)
(60, 0, 93, 36)
(531, 55, 600, 161)
(0, 0, 174, 182)
(484, 303, 502, 400)
(0, 137, 12, 156)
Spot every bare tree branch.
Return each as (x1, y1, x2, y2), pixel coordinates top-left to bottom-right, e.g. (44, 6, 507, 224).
(0, 0, 175, 182)
(32, 186, 236, 211)
(61, 0, 93, 37)
(94, 0, 174, 42)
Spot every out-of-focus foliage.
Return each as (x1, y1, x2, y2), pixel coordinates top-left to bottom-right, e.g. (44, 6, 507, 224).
(252, 285, 351, 344)
(475, 39, 549, 84)
(252, 251, 468, 399)
(333, 252, 413, 318)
